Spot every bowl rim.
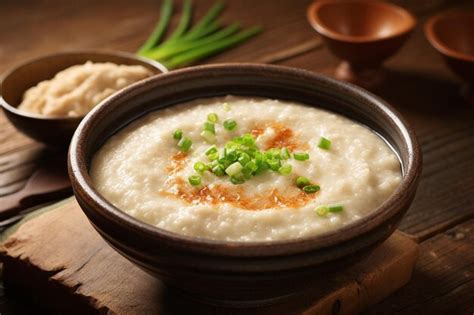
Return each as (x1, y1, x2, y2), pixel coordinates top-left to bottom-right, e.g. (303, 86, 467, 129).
(424, 10, 474, 63)
(0, 49, 168, 121)
(306, 0, 417, 43)
(69, 63, 422, 257)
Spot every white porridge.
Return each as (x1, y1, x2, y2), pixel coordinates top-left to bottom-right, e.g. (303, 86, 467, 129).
(90, 96, 402, 242)
(18, 61, 152, 117)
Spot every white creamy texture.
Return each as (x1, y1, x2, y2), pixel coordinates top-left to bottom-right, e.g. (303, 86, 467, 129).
(18, 61, 152, 117)
(91, 96, 402, 242)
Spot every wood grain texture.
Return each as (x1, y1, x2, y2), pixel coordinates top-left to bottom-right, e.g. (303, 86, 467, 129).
(366, 219, 474, 314)
(0, 199, 419, 315)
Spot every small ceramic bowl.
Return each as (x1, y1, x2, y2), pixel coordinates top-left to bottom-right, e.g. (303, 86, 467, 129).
(307, 0, 416, 89)
(68, 64, 422, 306)
(0, 51, 167, 147)
(424, 11, 474, 104)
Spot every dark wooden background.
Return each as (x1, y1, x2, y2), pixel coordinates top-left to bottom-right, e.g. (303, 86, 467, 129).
(0, 0, 473, 313)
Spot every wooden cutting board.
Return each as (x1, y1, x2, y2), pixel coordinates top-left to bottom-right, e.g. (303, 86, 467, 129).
(0, 198, 418, 314)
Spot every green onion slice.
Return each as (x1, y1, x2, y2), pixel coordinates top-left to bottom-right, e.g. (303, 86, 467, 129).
(296, 176, 310, 188)
(223, 119, 237, 131)
(200, 130, 216, 143)
(225, 162, 243, 176)
(188, 174, 201, 186)
(315, 205, 329, 217)
(278, 164, 292, 175)
(173, 129, 183, 140)
(294, 152, 310, 161)
(177, 137, 192, 152)
(207, 113, 219, 123)
(318, 137, 331, 150)
(303, 185, 320, 194)
(194, 162, 208, 174)
(328, 204, 344, 213)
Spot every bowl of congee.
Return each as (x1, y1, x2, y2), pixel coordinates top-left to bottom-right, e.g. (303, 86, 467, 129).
(0, 51, 167, 146)
(69, 64, 422, 305)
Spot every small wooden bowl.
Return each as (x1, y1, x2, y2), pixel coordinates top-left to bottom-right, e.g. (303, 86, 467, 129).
(307, 0, 416, 89)
(424, 11, 474, 104)
(69, 64, 422, 306)
(0, 51, 167, 147)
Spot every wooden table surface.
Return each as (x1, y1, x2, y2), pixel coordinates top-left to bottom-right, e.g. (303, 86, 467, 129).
(1, 0, 473, 313)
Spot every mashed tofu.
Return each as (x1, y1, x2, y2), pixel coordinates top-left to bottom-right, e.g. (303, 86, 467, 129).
(90, 96, 402, 242)
(18, 61, 152, 117)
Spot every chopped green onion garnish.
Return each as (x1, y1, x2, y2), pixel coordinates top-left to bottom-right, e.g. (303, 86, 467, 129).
(203, 121, 216, 134)
(230, 175, 245, 185)
(315, 205, 329, 217)
(303, 185, 320, 194)
(296, 176, 310, 188)
(293, 152, 310, 161)
(267, 159, 281, 171)
(245, 160, 258, 172)
(225, 162, 243, 176)
(177, 137, 192, 152)
(328, 204, 344, 213)
(318, 137, 331, 150)
(278, 164, 292, 175)
(208, 152, 219, 161)
(173, 129, 183, 140)
(223, 102, 231, 111)
(205, 145, 218, 156)
(212, 164, 225, 176)
(188, 175, 201, 186)
(280, 147, 290, 160)
(194, 162, 208, 174)
(200, 130, 216, 143)
(223, 119, 237, 131)
(238, 152, 250, 165)
(207, 113, 218, 123)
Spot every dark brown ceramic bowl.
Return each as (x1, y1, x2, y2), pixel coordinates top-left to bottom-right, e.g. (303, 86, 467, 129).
(424, 11, 474, 104)
(307, 0, 416, 89)
(68, 64, 422, 306)
(0, 51, 167, 147)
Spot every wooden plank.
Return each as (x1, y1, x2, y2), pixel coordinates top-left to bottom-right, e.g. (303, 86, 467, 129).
(366, 218, 474, 314)
(0, 199, 419, 314)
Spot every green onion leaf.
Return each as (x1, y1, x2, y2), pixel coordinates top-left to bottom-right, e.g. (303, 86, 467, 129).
(173, 129, 183, 140)
(296, 176, 310, 188)
(278, 164, 292, 175)
(163, 26, 262, 69)
(315, 205, 329, 217)
(223, 102, 231, 111)
(188, 174, 201, 186)
(328, 204, 344, 213)
(137, 0, 173, 55)
(225, 162, 243, 176)
(318, 137, 331, 150)
(294, 152, 310, 161)
(223, 119, 237, 131)
(177, 137, 192, 152)
(166, 0, 192, 42)
(208, 113, 219, 123)
(303, 185, 320, 194)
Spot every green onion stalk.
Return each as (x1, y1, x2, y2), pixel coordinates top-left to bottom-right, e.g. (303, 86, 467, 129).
(136, 0, 262, 69)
